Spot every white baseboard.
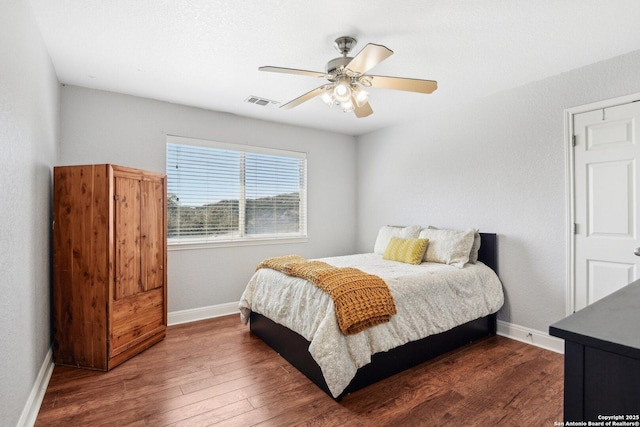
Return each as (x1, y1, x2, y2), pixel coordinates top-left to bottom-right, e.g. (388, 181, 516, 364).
(18, 348, 54, 427)
(167, 303, 566, 356)
(496, 320, 564, 354)
(168, 301, 239, 326)
(167, 303, 567, 355)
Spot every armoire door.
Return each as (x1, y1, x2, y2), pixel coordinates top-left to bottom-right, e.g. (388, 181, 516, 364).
(114, 172, 142, 299)
(111, 167, 166, 359)
(140, 178, 166, 292)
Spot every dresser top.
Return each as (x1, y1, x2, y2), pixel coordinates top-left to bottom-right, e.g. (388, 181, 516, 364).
(549, 279, 640, 359)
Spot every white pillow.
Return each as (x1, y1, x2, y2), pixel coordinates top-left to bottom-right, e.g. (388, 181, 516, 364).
(418, 228, 476, 268)
(373, 225, 421, 254)
(429, 226, 481, 263)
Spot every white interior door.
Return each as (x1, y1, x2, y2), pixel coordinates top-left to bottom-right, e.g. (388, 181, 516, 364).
(574, 101, 640, 311)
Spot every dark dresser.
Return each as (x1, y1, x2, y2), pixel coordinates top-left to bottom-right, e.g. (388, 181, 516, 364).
(549, 279, 640, 422)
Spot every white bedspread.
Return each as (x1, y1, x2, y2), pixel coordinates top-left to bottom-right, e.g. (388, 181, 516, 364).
(239, 253, 504, 398)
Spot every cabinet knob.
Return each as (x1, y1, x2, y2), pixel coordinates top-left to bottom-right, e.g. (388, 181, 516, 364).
(634, 247, 640, 256)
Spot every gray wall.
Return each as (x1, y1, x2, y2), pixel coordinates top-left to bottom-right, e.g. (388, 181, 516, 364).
(59, 86, 358, 312)
(0, 0, 60, 425)
(356, 49, 640, 332)
(5, 1, 640, 421)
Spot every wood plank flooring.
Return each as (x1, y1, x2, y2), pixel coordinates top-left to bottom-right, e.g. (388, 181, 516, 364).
(36, 315, 564, 426)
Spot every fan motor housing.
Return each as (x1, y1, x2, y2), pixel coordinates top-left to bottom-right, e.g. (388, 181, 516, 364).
(326, 56, 353, 74)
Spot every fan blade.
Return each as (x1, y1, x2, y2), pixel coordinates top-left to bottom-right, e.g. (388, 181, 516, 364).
(281, 86, 326, 109)
(367, 75, 437, 94)
(346, 43, 393, 74)
(353, 101, 373, 118)
(259, 66, 327, 78)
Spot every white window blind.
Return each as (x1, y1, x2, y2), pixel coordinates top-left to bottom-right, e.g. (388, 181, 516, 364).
(166, 136, 307, 245)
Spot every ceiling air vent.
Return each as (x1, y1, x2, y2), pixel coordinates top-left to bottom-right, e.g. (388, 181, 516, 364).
(245, 96, 279, 108)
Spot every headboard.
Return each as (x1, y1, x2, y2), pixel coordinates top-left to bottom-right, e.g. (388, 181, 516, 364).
(478, 233, 498, 274)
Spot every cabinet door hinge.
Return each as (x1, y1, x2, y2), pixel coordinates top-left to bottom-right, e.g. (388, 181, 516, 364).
(114, 194, 119, 201)
(572, 135, 577, 147)
(573, 223, 578, 235)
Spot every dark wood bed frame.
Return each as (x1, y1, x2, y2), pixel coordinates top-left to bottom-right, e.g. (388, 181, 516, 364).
(250, 233, 499, 400)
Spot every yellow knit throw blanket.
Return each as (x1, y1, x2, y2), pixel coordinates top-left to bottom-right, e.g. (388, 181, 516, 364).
(256, 255, 397, 335)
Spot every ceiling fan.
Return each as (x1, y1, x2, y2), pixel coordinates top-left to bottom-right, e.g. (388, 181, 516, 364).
(259, 36, 437, 118)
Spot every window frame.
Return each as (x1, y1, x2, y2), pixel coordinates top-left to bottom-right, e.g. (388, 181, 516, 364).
(166, 135, 308, 250)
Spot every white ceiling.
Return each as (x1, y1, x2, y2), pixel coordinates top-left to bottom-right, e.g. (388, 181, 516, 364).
(27, 0, 640, 136)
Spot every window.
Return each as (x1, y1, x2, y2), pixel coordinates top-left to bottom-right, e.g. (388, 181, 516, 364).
(166, 135, 307, 246)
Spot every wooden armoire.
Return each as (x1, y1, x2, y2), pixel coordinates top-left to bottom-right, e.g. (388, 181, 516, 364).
(53, 164, 167, 370)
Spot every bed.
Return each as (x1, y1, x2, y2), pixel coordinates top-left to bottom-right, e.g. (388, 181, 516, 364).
(239, 227, 503, 400)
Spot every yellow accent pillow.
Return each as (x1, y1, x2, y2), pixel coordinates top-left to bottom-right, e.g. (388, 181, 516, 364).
(383, 237, 429, 265)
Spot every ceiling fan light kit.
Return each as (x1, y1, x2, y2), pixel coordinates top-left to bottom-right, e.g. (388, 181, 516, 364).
(259, 36, 437, 118)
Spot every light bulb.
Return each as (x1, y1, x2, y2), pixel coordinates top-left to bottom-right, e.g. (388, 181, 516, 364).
(320, 90, 334, 106)
(352, 86, 370, 107)
(333, 78, 352, 103)
(340, 100, 354, 112)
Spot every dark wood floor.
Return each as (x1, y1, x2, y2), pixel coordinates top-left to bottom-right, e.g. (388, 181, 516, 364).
(36, 315, 564, 426)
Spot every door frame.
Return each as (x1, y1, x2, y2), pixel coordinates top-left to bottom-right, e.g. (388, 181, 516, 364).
(564, 92, 640, 314)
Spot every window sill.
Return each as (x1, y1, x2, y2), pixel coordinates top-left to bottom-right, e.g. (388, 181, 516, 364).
(167, 236, 309, 251)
